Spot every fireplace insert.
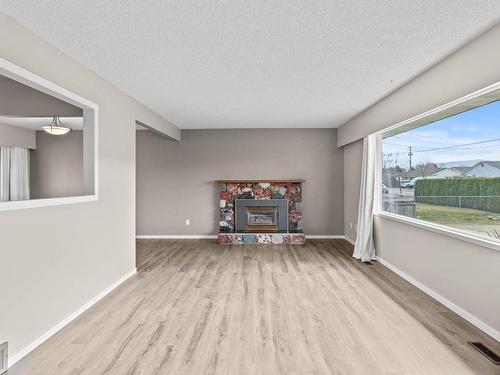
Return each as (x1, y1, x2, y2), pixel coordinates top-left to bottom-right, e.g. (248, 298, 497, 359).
(235, 199, 288, 232)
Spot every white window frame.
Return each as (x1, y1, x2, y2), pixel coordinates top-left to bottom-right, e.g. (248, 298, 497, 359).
(0, 57, 98, 211)
(374, 80, 500, 253)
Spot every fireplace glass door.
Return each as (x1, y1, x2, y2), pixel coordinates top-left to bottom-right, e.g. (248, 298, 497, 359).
(235, 199, 288, 233)
(245, 207, 279, 232)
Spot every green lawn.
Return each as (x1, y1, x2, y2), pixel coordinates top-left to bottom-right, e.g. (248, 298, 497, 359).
(415, 203, 500, 225)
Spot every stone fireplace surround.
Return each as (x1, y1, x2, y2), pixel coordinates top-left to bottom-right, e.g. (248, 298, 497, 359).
(216, 179, 305, 244)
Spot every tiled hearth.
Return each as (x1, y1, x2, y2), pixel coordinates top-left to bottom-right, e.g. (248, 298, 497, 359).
(215, 179, 305, 245)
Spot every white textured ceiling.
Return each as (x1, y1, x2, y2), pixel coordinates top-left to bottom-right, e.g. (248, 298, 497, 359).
(2, 1, 500, 129)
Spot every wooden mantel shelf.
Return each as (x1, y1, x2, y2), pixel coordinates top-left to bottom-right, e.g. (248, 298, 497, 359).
(214, 179, 305, 183)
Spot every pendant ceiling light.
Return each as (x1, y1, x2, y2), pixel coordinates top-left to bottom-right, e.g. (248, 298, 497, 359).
(42, 116, 71, 135)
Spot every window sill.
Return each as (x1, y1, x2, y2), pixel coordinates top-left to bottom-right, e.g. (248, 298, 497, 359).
(0, 195, 98, 211)
(375, 211, 500, 253)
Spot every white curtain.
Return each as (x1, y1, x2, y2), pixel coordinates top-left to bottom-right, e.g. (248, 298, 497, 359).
(0, 146, 30, 201)
(0, 147, 10, 202)
(353, 134, 380, 262)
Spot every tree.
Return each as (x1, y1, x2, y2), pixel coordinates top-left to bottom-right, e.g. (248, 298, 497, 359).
(414, 163, 439, 177)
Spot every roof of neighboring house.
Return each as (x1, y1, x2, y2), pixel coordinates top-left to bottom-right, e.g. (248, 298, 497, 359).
(484, 161, 500, 169)
(452, 167, 470, 173)
(464, 161, 500, 174)
(401, 167, 442, 178)
(400, 170, 421, 178)
(433, 167, 456, 173)
(432, 167, 470, 175)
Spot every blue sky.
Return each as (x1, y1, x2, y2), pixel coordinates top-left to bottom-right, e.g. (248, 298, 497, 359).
(383, 100, 500, 169)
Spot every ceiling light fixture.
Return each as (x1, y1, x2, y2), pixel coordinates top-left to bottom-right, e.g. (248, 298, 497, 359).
(42, 116, 71, 135)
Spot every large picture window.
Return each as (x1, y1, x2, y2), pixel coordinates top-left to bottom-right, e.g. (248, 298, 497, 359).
(381, 90, 500, 244)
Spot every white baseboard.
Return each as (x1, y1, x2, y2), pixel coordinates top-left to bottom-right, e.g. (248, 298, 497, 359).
(306, 235, 346, 239)
(136, 235, 218, 239)
(8, 269, 137, 368)
(376, 256, 500, 342)
(137, 234, 348, 240)
(344, 236, 356, 245)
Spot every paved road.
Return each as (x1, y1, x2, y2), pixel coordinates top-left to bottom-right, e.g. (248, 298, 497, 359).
(384, 187, 415, 203)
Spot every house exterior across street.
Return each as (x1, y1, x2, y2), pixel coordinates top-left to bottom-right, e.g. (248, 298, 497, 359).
(431, 167, 468, 178)
(462, 161, 500, 178)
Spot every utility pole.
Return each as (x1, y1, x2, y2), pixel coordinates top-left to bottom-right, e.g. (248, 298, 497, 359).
(408, 146, 413, 170)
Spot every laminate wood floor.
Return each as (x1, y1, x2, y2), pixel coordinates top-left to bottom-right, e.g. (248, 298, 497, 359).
(8, 239, 500, 374)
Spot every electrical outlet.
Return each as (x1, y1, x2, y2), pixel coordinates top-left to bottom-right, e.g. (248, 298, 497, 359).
(185, 219, 190, 226)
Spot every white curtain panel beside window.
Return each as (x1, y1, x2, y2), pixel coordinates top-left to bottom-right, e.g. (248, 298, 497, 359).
(0, 146, 30, 201)
(10, 146, 30, 201)
(0, 147, 10, 201)
(353, 134, 380, 262)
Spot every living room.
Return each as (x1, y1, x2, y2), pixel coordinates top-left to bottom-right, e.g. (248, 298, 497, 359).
(1, 3, 499, 374)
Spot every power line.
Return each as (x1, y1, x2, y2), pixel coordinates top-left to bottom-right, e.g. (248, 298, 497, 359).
(383, 138, 500, 156)
(459, 144, 500, 151)
(389, 135, 499, 147)
(417, 138, 500, 153)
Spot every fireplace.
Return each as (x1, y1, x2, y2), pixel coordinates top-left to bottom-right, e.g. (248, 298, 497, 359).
(235, 199, 288, 232)
(216, 179, 305, 244)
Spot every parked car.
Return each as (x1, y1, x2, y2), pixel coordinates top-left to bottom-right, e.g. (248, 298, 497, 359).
(403, 176, 425, 189)
(401, 181, 412, 188)
(382, 184, 389, 194)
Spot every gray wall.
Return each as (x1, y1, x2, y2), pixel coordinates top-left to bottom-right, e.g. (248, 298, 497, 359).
(0, 74, 83, 117)
(338, 23, 500, 146)
(374, 216, 500, 338)
(0, 14, 179, 359)
(136, 128, 344, 236)
(341, 24, 500, 336)
(0, 122, 36, 148)
(30, 130, 83, 199)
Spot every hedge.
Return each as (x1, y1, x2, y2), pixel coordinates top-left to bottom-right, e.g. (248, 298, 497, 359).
(415, 178, 500, 213)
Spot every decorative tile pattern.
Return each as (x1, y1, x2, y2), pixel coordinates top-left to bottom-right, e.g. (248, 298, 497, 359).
(271, 234, 284, 244)
(218, 233, 305, 245)
(218, 234, 243, 245)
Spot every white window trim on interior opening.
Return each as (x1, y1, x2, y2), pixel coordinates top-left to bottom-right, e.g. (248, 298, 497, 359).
(0, 57, 99, 211)
(373, 79, 500, 253)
